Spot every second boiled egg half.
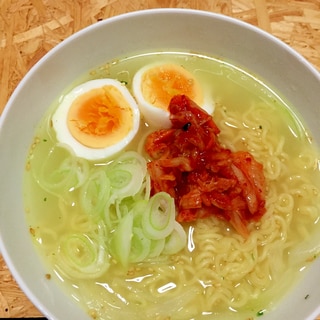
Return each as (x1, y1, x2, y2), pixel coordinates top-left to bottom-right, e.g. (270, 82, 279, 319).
(132, 62, 214, 128)
(52, 79, 140, 161)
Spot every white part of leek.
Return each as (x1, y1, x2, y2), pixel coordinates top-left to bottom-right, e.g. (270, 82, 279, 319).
(34, 143, 89, 197)
(162, 221, 187, 255)
(80, 169, 110, 220)
(108, 164, 144, 199)
(148, 238, 166, 258)
(55, 222, 109, 279)
(129, 227, 151, 263)
(109, 211, 134, 267)
(142, 192, 175, 240)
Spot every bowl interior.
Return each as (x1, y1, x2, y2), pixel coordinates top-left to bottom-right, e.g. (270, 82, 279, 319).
(0, 8, 319, 320)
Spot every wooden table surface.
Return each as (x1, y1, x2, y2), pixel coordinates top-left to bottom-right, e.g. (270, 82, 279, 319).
(0, 0, 319, 318)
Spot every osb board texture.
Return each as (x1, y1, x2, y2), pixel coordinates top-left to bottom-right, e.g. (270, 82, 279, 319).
(0, 0, 319, 318)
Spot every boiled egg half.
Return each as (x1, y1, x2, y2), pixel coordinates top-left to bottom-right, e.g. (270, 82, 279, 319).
(132, 62, 214, 128)
(52, 79, 140, 161)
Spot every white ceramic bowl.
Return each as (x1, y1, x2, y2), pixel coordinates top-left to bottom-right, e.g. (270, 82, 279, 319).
(0, 8, 319, 320)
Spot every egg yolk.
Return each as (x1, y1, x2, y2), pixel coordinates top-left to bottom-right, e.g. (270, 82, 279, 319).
(67, 85, 133, 149)
(141, 64, 203, 110)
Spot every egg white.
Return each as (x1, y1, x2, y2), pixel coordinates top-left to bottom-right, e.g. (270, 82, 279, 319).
(52, 79, 140, 161)
(132, 62, 214, 129)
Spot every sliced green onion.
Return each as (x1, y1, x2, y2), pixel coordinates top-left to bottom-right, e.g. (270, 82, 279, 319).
(132, 200, 149, 226)
(103, 151, 150, 232)
(143, 173, 151, 200)
(109, 211, 133, 267)
(148, 238, 166, 258)
(104, 197, 139, 230)
(107, 163, 145, 201)
(115, 197, 134, 219)
(107, 192, 187, 265)
(142, 192, 175, 240)
(114, 150, 147, 176)
(108, 168, 132, 189)
(104, 202, 119, 230)
(33, 143, 89, 196)
(62, 234, 95, 265)
(106, 151, 148, 202)
(162, 221, 187, 255)
(129, 227, 151, 263)
(132, 173, 151, 202)
(55, 228, 109, 279)
(80, 169, 110, 220)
